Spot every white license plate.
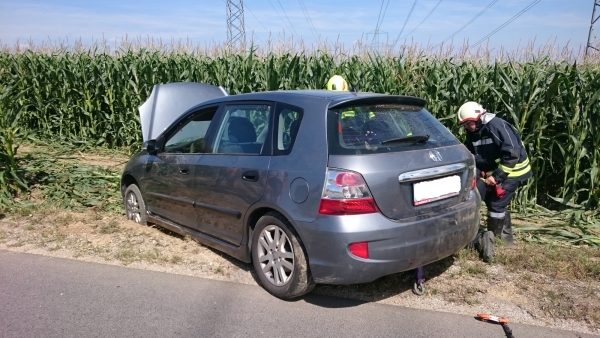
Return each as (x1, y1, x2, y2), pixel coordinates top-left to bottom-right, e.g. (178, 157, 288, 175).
(413, 175, 461, 206)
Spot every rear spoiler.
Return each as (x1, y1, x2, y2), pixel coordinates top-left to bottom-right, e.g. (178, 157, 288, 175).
(328, 95, 427, 110)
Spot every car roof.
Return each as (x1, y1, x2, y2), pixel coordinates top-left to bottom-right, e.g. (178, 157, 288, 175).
(203, 89, 427, 109)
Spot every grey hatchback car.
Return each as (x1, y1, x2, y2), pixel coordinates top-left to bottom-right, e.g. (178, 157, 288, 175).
(121, 82, 481, 299)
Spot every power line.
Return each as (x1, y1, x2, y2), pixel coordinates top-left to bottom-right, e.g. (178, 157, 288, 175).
(433, 0, 497, 48)
(267, 0, 290, 31)
(471, 0, 541, 48)
(298, 0, 318, 41)
(391, 0, 419, 49)
(398, 0, 443, 41)
(277, 0, 301, 38)
(370, 0, 387, 46)
(243, 3, 269, 33)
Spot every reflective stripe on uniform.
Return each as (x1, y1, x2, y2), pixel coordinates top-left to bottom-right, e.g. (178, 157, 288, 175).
(472, 138, 493, 147)
(489, 211, 505, 218)
(497, 157, 531, 177)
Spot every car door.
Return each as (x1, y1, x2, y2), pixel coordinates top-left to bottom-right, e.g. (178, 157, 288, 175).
(191, 102, 272, 246)
(144, 106, 220, 229)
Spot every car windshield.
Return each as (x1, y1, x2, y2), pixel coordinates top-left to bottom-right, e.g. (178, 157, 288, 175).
(327, 103, 459, 155)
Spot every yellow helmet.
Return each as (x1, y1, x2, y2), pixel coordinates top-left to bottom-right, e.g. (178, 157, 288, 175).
(326, 75, 348, 91)
(457, 101, 484, 124)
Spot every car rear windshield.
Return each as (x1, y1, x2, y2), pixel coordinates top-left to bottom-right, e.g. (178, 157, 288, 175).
(327, 103, 460, 155)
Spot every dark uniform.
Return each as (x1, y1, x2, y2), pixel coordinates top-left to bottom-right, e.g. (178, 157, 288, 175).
(464, 112, 532, 239)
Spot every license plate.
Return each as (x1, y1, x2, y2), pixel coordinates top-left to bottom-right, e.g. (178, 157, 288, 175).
(413, 175, 461, 206)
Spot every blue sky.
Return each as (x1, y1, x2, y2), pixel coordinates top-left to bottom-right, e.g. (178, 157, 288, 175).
(0, 0, 593, 53)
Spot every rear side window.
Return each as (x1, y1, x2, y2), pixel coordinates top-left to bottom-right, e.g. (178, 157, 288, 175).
(327, 104, 459, 155)
(274, 103, 303, 155)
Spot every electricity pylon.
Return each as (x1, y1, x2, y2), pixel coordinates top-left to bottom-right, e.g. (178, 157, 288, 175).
(586, 0, 600, 56)
(226, 0, 246, 47)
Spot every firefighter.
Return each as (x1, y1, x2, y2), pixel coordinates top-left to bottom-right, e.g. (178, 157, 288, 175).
(458, 101, 532, 262)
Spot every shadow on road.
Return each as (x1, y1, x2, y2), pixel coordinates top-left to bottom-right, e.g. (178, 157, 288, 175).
(306, 255, 455, 307)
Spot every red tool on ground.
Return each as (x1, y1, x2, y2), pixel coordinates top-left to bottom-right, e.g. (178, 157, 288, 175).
(476, 313, 515, 338)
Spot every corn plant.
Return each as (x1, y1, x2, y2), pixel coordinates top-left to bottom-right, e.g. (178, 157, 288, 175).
(0, 90, 28, 207)
(0, 44, 599, 226)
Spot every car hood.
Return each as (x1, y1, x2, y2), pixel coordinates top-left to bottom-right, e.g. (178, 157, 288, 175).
(139, 82, 228, 141)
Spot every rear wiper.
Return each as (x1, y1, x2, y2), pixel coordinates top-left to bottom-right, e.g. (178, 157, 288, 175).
(381, 135, 430, 145)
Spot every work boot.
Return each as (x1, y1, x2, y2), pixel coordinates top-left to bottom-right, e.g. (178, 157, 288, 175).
(501, 211, 514, 246)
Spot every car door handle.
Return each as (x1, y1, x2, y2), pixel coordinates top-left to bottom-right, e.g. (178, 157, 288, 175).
(242, 170, 259, 182)
(179, 167, 190, 175)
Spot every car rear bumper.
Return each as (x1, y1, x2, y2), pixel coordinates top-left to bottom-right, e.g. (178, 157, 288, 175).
(296, 190, 481, 284)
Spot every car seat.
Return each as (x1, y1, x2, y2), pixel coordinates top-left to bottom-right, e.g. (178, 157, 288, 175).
(228, 117, 257, 143)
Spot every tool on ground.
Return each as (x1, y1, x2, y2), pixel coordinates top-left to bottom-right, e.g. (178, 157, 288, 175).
(476, 313, 515, 338)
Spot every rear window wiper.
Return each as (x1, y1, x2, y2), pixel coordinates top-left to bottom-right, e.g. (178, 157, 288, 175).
(381, 134, 430, 145)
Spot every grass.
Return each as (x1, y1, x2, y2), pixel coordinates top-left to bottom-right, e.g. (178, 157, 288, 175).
(495, 243, 600, 281)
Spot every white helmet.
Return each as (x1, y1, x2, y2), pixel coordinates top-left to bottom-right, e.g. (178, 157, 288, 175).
(457, 101, 484, 124)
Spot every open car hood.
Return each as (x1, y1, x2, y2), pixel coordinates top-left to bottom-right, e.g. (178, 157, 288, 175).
(139, 82, 228, 141)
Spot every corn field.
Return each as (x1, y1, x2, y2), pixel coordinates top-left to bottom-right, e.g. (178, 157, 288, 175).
(0, 44, 599, 220)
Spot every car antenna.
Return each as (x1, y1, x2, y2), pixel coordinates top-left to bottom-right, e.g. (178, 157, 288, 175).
(350, 72, 367, 94)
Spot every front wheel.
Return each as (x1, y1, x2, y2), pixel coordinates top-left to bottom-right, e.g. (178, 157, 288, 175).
(251, 212, 315, 299)
(123, 184, 147, 225)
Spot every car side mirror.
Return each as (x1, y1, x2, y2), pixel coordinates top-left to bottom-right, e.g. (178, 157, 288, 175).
(142, 140, 157, 154)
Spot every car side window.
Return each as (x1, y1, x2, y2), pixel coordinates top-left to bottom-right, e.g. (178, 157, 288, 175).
(274, 104, 303, 156)
(163, 108, 217, 154)
(213, 104, 271, 155)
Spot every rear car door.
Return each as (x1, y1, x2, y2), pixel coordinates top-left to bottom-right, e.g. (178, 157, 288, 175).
(144, 106, 219, 229)
(192, 102, 272, 246)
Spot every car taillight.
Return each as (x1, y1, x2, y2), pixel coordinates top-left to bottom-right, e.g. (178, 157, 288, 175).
(471, 176, 477, 190)
(318, 169, 379, 215)
(349, 242, 369, 259)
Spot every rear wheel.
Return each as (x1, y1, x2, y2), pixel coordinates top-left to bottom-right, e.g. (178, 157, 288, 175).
(123, 184, 147, 225)
(251, 212, 315, 299)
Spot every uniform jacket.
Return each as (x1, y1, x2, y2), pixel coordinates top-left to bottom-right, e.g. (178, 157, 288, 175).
(464, 112, 532, 183)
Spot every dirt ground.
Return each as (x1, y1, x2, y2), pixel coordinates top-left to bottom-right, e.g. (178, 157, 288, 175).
(1, 209, 599, 336)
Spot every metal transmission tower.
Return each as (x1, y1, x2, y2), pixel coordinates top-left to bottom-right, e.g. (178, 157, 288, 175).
(226, 0, 246, 47)
(367, 30, 388, 53)
(587, 0, 600, 55)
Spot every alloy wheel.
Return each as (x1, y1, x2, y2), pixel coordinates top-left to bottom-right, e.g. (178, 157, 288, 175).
(257, 224, 295, 286)
(126, 191, 142, 223)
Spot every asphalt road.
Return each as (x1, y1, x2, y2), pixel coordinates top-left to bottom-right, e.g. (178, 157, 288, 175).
(0, 250, 594, 338)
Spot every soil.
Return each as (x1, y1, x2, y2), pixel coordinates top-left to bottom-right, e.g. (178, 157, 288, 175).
(2, 145, 599, 335)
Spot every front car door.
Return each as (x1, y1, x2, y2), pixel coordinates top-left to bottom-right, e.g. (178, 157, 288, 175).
(144, 106, 220, 229)
(192, 103, 272, 245)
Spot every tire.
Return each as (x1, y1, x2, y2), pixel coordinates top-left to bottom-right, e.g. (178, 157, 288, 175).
(481, 231, 495, 263)
(251, 212, 315, 299)
(123, 184, 147, 225)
